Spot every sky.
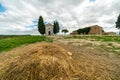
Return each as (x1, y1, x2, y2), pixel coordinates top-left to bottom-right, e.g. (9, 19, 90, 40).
(0, 0, 120, 35)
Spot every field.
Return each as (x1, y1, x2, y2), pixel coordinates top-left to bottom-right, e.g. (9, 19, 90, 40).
(64, 35, 120, 43)
(0, 35, 120, 80)
(0, 36, 52, 52)
(63, 35, 120, 56)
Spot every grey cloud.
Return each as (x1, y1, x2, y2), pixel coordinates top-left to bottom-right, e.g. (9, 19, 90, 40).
(0, 0, 119, 34)
(112, 0, 120, 12)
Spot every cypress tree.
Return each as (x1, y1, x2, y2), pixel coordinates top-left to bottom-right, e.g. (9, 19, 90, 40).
(53, 21, 60, 34)
(116, 14, 120, 34)
(38, 16, 45, 35)
(56, 21, 60, 33)
(53, 21, 56, 34)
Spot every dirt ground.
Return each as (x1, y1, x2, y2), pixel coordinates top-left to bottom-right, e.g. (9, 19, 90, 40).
(0, 37, 120, 80)
(55, 38, 120, 80)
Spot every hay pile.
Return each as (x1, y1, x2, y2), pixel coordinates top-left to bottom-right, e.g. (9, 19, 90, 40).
(1, 43, 77, 80)
(1, 43, 119, 80)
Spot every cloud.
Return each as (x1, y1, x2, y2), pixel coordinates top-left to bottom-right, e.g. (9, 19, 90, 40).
(0, 0, 119, 35)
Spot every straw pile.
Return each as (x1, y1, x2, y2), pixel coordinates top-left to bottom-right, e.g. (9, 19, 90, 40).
(1, 43, 77, 80)
(1, 43, 119, 80)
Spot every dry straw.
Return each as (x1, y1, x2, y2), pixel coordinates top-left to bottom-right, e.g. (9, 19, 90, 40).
(1, 43, 77, 80)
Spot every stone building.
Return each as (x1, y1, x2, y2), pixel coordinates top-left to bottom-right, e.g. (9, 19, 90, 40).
(70, 25, 103, 35)
(88, 25, 103, 35)
(70, 25, 116, 35)
(104, 32, 116, 35)
(45, 23, 54, 35)
(70, 30, 78, 35)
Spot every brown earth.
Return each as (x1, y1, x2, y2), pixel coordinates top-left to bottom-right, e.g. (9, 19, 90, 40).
(0, 38, 120, 80)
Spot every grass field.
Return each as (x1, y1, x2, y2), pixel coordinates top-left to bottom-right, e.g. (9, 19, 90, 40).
(0, 36, 52, 52)
(64, 35, 120, 43)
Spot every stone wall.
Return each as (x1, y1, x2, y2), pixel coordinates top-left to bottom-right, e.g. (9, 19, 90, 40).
(88, 25, 103, 35)
(104, 32, 116, 35)
(70, 31, 78, 35)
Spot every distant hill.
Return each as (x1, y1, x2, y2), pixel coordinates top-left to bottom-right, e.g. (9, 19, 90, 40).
(0, 35, 31, 38)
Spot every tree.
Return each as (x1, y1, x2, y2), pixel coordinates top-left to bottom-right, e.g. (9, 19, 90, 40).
(77, 27, 90, 35)
(116, 14, 120, 34)
(62, 29, 69, 34)
(56, 21, 60, 33)
(53, 21, 60, 34)
(53, 21, 56, 34)
(38, 16, 45, 35)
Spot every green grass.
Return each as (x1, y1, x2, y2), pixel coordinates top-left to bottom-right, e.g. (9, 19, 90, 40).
(64, 35, 120, 43)
(0, 36, 53, 52)
(99, 44, 120, 57)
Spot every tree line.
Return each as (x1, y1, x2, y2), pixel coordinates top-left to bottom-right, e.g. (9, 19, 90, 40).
(77, 27, 90, 34)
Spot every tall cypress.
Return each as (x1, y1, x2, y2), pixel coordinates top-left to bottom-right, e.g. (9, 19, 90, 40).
(53, 21, 60, 34)
(53, 21, 56, 34)
(116, 14, 120, 34)
(56, 21, 60, 33)
(38, 16, 45, 35)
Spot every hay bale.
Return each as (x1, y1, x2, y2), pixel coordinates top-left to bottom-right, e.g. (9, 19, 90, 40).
(1, 43, 76, 80)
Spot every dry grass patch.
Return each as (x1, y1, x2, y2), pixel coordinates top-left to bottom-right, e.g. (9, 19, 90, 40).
(1, 43, 77, 80)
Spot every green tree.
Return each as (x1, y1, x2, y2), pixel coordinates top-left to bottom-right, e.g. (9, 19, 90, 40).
(62, 29, 69, 34)
(84, 27, 90, 34)
(53, 21, 60, 34)
(116, 14, 120, 34)
(38, 16, 45, 35)
(77, 27, 90, 35)
(53, 21, 56, 34)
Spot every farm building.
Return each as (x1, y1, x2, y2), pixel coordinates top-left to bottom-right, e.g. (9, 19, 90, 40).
(88, 25, 103, 35)
(70, 25, 116, 35)
(104, 32, 116, 35)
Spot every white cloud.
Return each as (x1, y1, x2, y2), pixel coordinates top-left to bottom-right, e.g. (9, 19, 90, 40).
(0, 0, 119, 35)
